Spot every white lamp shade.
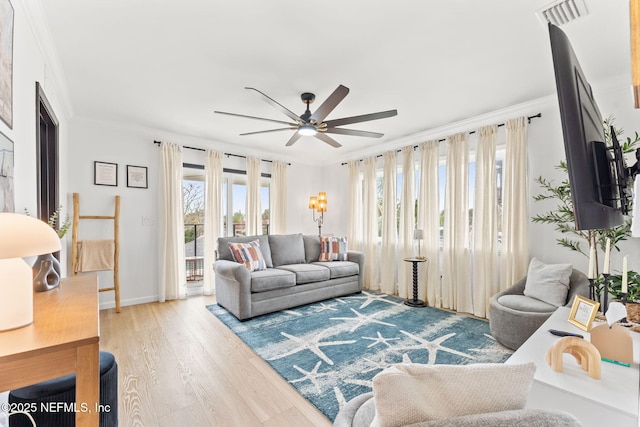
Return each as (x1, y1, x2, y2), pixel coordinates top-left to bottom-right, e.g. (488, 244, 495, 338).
(0, 258, 34, 330)
(413, 229, 424, 240)
(0, 213, 61, 259)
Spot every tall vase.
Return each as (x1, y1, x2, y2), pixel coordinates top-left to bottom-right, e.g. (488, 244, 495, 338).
(33, 253, 61, 292)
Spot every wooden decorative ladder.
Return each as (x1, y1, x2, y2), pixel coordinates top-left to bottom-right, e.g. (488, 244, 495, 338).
(71, 192, 121, 312)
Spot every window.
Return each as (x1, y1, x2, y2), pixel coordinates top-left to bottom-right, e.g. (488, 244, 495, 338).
(183, 166, 205, 282)
(222, 173, 270, 237)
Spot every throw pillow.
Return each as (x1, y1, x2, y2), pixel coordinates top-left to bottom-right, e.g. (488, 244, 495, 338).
(319, 236, 348, 261)
(371, 363, 536, 427)
(523, 257, 573, 306)
(227, 240, 267, 272)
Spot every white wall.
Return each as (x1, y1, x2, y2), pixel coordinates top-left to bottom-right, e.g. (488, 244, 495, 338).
(66, 117, 325, 308)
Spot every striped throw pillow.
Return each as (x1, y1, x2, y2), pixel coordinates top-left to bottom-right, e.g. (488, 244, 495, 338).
(228, 240, 267, 272)
(319, 236, 348, 262)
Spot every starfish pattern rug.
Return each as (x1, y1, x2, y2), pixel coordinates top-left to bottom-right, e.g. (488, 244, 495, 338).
(207, 291, 513, 421)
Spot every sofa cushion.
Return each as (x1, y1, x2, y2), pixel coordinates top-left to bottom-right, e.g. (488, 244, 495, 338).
(228, 240, 267, 272)
(218, 235, 273, 268)
(497, 294, 558, 313)
(312, 261, 359, 279)
(303, 234, 321, 263)
(523, 257, 572, 307)
(319, 236, 349, 261)
(250, 268, 296, 293)
(276, 264, 330, 284)
(371, 363, 536, 426)
(269, 234, 306, 267)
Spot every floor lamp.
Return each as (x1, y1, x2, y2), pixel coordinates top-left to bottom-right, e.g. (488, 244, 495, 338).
(309, 192, 327, 235)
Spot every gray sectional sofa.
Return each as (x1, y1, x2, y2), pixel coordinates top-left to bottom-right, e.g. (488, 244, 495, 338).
(214, 233, 364, 320)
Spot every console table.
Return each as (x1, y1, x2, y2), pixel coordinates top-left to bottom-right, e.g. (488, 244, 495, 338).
(0, 276, 100, 426)
(507, 306, 639, 427)
(403, 258, 427, 307)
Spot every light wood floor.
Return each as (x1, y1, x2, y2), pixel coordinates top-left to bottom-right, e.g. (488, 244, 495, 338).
(100, 295, 332, 427)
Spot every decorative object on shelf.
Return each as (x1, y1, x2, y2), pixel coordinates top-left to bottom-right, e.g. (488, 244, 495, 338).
(33, 257, 59, 292)
(545, 336, 601, 379)
(591, 302, 633, 367)
(308, 191, 327, 234)
(567, 295, 600, 331)
(25, 206, 69, 282)
(0, 213, 61, 331)
(94, 161, 118, 186)
(126, 164, 148, 189)
(413, 229, 424, 260)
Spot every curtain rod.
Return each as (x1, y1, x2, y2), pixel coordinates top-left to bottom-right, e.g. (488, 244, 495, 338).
(153, 141, 290, 165)
(340, 113, 542, 165)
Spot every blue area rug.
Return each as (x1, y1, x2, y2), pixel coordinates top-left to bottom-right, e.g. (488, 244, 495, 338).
(207, 291, 512, 421)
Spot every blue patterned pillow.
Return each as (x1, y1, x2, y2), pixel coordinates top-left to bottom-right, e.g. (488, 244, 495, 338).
(319, 236, 348, 262)
(228, 240, 267, 272)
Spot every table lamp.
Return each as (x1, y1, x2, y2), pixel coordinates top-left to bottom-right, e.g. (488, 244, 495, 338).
(413, 229, 425, 259)
(0, 213, 61, 331)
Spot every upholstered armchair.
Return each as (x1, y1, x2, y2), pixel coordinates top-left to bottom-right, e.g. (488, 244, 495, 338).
(489, 266, 590, 351)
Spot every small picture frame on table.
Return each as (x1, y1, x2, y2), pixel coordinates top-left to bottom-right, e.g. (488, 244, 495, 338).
(568, 295, 600, 331)
(126, 165, 148, 189)
(94, 161, 118, 186)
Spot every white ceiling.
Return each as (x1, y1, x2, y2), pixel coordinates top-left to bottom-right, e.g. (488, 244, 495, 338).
(36, 0, 632, 165)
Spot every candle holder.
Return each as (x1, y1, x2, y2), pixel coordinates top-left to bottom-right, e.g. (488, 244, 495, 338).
(621, 292, 628, 323)
(588, 278, 596, 302)
(602, 273, 610, 314)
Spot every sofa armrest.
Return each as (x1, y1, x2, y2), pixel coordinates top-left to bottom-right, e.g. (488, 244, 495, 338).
(213, 260, 252, 319)
(491, 275, 527, 301)
(348, 250, 365, 291)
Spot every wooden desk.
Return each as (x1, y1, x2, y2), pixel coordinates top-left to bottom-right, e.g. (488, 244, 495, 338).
(0, 276, 100, 426)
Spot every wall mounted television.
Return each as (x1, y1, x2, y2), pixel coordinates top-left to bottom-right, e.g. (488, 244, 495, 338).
(548, 23, 637, 231)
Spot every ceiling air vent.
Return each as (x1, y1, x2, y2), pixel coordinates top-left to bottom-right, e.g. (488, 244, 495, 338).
(536, 0, 589, 26)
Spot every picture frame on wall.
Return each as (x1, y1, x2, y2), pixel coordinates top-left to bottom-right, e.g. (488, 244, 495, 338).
(94, 161, 118, 186)
(0, 0, 15, 129)
(0, 130, 14, 211)
(126, 165, 148, 189)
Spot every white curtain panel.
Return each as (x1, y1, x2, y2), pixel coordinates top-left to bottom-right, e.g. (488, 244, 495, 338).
(442, 133, 472, 312)
(398, 146, 415, 298)
(270, 161, 288, 234)
(418, 140, 441, 306)
(380, 151, 398, 295)
(472, 125, 498, 318)
(363, 156, 379, 290)
(500, 117, 529, 290)
(159, 141, 186, 302)
(245, 156, 262, 236)
(347, 160, 363, 251)
(203, 149, 222, 296)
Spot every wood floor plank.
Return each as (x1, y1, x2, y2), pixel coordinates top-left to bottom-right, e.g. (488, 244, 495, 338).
(100, 295, 332, 426)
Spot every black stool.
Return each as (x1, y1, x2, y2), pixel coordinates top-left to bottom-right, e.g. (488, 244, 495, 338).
(9, 351, 118, 427)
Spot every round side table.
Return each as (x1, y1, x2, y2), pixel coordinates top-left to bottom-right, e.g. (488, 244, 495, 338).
(403, 257, 427, 307)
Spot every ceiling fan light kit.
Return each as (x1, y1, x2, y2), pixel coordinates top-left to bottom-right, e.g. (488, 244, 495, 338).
(215, 85, 397, 148)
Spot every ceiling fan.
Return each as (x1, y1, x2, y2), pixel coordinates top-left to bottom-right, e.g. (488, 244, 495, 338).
(214, 85, 397, 148)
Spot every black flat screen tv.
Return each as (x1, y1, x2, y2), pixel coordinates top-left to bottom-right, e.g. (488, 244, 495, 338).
(548, 23, 629, 230)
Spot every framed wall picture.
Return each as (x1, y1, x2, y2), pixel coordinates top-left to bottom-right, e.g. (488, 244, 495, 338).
(568, 295, 600, 331)
(0, 130, 14, 211)
(94, 161, 118, 186)
(0, 0, 14, 128)
(126, 165, 147, 189)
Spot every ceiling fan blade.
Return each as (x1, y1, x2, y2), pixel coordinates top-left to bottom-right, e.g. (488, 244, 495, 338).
(245, 87, 301, 123)
(323, 128, 384, 138)
(285, 132, 302, 147)
(309, 85, 349, 124)
(323, 109, 398, 128)
(240, 127, 297, 136)
(215, 111, 297, 126)
(314, 132, 342, 148)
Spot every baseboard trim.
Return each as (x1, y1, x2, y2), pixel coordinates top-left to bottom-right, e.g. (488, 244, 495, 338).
(99, 295, 158, 310)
